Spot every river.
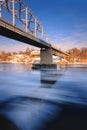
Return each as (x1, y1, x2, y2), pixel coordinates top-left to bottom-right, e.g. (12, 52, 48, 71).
(0, 63, 87, 130)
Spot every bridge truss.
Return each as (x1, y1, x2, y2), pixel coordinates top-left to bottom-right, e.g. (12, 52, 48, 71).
(0, 0, 50, 43)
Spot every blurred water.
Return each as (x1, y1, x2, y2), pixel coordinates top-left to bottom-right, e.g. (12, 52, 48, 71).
(0, 63, 87, 130)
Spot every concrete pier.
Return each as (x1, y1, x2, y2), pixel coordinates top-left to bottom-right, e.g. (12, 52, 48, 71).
(40, 48, 53, 64)
(32, 48, 57, 69)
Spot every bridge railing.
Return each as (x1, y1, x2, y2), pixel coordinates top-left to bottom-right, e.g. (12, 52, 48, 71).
(0, 0, 51, 44)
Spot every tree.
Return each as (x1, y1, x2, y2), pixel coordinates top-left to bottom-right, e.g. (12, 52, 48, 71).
(25, 48, 31, 56)
(0, 51, 8, 61)
(13, 52, 17, 55)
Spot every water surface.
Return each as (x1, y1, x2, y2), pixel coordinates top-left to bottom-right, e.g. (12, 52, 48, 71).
(0, 63, 87, 130)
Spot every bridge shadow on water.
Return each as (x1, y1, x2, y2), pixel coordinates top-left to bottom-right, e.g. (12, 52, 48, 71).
(0, 65, 87, 130)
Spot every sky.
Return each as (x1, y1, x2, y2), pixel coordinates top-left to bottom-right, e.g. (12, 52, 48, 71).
(0, 0, 87, 52)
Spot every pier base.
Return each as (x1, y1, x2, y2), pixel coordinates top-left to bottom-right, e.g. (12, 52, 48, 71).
(32, 64, 57, 69)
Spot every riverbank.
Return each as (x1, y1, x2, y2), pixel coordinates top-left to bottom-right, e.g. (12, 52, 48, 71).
(0, 61, 32, 65)
(0, 61, 87, 65)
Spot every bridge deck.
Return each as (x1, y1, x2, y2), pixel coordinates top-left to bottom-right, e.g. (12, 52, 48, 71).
(52, 46, 69, 57)
(0, 18, 51, 48)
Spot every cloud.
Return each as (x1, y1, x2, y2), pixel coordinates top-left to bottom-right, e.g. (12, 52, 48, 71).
(52, 35, 87, 51)
(49, 23, 87, 51)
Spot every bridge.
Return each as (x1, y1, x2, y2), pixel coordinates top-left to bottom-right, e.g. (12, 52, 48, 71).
(0, 0, 69, 66)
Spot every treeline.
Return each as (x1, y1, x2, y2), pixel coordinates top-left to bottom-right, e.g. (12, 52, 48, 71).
(0, 47, 87, 63)
(0, 48, 32, 61)
(66, 47, 87, 63)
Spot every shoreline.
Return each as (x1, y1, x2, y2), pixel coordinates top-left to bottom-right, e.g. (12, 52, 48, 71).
(0, 61, 87, 64)
(0, 61, 32, 64)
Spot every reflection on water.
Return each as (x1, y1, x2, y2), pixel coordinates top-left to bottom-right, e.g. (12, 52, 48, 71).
(0, 63, 87, 130)
(40, 69, 62, 86)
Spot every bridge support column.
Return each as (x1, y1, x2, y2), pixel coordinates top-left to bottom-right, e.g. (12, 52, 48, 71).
(40, 48, 53, 64)
(32, 48, 57, 69)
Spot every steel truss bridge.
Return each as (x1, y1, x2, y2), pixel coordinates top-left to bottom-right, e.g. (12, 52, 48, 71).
(0, 0, 69, 58)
